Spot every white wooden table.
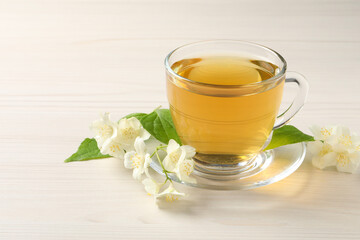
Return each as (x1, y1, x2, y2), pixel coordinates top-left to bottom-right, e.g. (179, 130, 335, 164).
(1, 0, 360, 239)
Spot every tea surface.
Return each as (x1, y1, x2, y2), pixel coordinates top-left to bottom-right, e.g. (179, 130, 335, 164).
(171, 56, 278, 85)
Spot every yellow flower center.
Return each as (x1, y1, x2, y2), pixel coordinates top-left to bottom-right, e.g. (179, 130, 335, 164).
(338, 135, 353, 147)
(182, 161, 192, 176)
(169, 151, 180, 163)
(109, 143, 121, 153)
(320, 128, 331, 138)
(100, 125, 113, 138)
(131, 153, 143, 168)
(120, 127, 138, 141)
(166, 194, 178, 202)
(320, 144, 332, 157)
(337, 153, 350, 167)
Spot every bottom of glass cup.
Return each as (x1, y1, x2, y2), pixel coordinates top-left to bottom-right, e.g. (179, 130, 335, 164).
(149, 142, 306, 190)
(193, 151, 273, 181)
(194, 152, 258, 165)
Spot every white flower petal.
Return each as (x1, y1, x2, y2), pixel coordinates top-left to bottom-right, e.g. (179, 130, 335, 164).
(167, 139, 180, 154)
(127, 117, 142, 129)
(90, 113, 117, 147)
(140, 130, 151, 141)
(332, 142, 348, 153)
(162, 156, 172, 172)
(124, 151, 136, 169)
(163, 148, 185, 172)
(321, 152, 337, 167)
(353, 136, 360, 148)
(142, 178, 160, 195)
(338, 126, 350, 137)
(312, 151, 337, 170)
(101, 139, 125, 159)
(124, 149, 147, 174)
(311, 156, 322, 169)
(117, 120, 148, 151)
(307, 141, 324, 155)
(176, 158, 196, 184)
(102, 112, 112, 124)
(310, 125, 335, 141)
(134, 137, 146, 155)
(132, 167, 143, 180)
(326, 135, 338, 147)
(116, 118, 143, 151)
(125, 118, 147, 138)
(181, 145, 196, 158)
(309, 125, 323, 141)
(93, 136, 105, 149)
(336, 152, 360, 174)
(327, 126, 360, 153)
(118, 118, 130, 129)
(144, 154, 152, 168)
(156, 183, 185, 202)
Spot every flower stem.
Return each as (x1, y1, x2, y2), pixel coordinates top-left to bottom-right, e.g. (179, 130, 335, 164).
(155, 149, 172, 182)
(150, 145, 167, 158)
(151, 146, 172, 183)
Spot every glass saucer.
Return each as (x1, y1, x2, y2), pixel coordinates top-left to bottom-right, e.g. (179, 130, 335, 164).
(150, 142, 306, 190)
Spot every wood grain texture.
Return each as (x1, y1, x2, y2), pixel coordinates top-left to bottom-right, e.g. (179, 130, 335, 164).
(0, 0, 360, 239)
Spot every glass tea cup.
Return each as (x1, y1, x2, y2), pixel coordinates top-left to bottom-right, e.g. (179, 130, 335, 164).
(165, 40, 308, 177)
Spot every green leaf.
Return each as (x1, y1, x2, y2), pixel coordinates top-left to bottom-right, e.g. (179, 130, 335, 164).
(140, 109, 182, 145)
(64, 138, 111, 163)
(265, 125, 314, 150)
(123, 112, 147, 121)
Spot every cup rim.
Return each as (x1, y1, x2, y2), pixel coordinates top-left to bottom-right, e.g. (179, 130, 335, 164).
(164, 40, 287, 88)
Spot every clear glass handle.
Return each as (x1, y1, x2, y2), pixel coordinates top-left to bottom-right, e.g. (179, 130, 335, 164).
(273, 72, 309, 129)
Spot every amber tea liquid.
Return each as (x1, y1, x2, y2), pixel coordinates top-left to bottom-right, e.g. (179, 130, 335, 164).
(167, 56, 284, 164)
